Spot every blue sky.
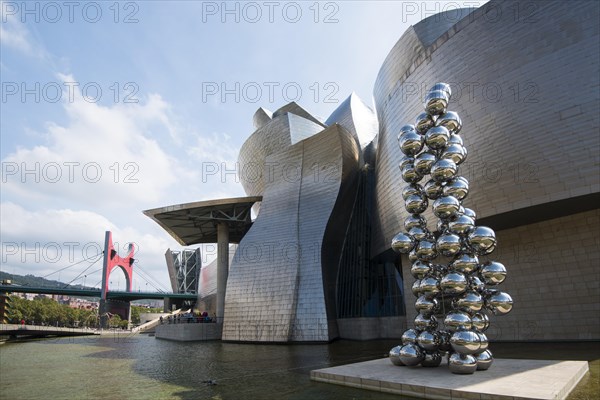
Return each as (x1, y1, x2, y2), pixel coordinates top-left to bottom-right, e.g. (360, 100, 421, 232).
(1, 0, 486, 291)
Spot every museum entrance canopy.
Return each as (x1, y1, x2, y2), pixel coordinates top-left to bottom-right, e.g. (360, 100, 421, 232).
(143, 196, 262, 245)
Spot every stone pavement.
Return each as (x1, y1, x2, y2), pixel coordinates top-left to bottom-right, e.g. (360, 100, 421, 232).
(310, 358, 589, 399)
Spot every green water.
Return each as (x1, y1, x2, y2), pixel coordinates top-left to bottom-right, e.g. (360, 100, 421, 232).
(0, 336, 598, 400)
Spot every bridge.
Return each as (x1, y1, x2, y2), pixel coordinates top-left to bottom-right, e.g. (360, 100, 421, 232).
(0, 231, 197, 328)
(0, 285, 196, 302)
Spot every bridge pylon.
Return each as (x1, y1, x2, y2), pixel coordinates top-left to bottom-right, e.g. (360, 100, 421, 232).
(99, 231, 135, 329)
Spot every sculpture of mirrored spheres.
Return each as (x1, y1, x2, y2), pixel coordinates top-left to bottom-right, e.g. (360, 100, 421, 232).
(390, 83, 512, 374)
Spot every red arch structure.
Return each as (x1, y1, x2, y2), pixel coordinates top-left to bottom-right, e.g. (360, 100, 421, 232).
(100, 231, 135, 299)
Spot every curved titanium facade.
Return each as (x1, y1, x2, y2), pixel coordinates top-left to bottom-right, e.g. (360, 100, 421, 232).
(238, 103, 326, 197)
(372, 0, 600, 340)
(223, 123, 360, 342)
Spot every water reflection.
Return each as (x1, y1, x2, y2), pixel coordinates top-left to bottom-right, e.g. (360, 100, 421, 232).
(1, 336, 598, 400)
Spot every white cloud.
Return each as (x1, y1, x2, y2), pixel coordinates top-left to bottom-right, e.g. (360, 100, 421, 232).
(0, 202, 178, 291)
(0, 1, 47, 59)
(1, 74, 192, 211)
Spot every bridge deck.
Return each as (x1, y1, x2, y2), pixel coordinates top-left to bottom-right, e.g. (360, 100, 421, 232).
(0, 285, 196, 301)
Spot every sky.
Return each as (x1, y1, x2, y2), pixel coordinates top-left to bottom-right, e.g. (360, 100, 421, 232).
(1, 0, 487, 292)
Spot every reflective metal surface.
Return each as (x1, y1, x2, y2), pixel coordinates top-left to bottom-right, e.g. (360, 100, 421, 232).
(436, 111, 462, 134)
(441, 272, 468, 295)
(421, 351, 443, 367)
(391, 232, 415, 254)
(411, 261, 431, 279)
(468, 226, 497, 255)
(476, 350, 493, 370)
(415, 295, 439, 316)
(402, 328, 420, 345)
(480, 261, 507, 285)
(389, 346, 405, 366)
(399, 343, 425, 366)
(417, 331, 441, 351)
(449, 353, 477, 374)
(387, 82, 513, 373)
(451, 253, 479, 274)
(436, 232, 462, 257)
(450, 330, 481, 354)
(425, 126, 450, 150)
(433, 195, 461, 220)
(444, 311, 472, 332)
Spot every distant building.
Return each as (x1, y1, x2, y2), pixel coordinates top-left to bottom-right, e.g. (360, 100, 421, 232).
(165, 248, 201, 294)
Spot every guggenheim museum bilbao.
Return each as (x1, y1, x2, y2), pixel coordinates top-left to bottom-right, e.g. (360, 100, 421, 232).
(145, 0, 600, 342)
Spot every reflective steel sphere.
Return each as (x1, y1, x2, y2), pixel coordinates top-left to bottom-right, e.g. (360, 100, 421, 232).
(401, 328, 420, 345)
(399, 124, 417, 135)
(441, 272, 468, 295)
(399, 343, 425, 366)
(462, 207, 477, 220)
(448, 134, 464, 146)
(471, 312, 490, 332)
(478, 332, 489, 352)
(425, 126, 450, 150)
(420, 276, 441, 297)
(405, 194, 428, 214)
(415, 151, 438, 175)
(436, 111, 462, 134)
(408, 226, 429, 241)
(415, 112, 435, 134)
(486, 291, 513, 315)
(476, 350, 493, 370)
(399, 155, 414, 171)
(453, 291, 484, 313)
(401, 164, 423, 183)
(399, 130, 425, 156)
(433, 196, 461, 220)
(405, 214, 427, 231)
(414, 314, 438, 330)
(431, 159, 458, 183)
(424, 90, 449, 115)
(450, 330, 481, 354)
(451, 253, 479, 274)
(389, 346, 405, 366)
(430, 82, 452, 97)
(415, 239, 438, 261)
(417, 331, 441, 351)
(424, 179, 444, 200)
(411, 261, 431, 279)
(449, 353, 477, 374)
(391, 232, 415, 254)
(480, 261, 507, 285)
(468, 226, 497, 255)
(436, 232, 462, 257)
(408, 249, 419, 263)
(421, 351, 443, 368)
(444, 311, 472, 332)
(402, 183, 423, 200)
(448, 214, 475, 236)
(416, 295, 439, 316)
(443, 177, 469, 201)
(412, 280, 422, 297)
(440, 143, 468, 165)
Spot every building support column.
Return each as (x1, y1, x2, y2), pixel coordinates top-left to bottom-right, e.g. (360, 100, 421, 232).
(216, 222, 230, 322)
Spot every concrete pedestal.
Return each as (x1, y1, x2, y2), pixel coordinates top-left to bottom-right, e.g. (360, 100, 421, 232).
(311, 357, 589, 399)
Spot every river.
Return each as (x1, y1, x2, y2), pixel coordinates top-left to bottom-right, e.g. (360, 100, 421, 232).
(0, 335, 403, 399)
(1, 335, 598, 399)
